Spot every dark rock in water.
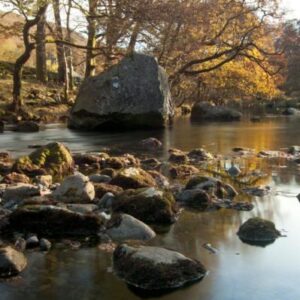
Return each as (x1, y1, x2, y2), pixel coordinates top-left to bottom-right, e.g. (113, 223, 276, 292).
(168, 152, 189, 164)
(4, 205, 105, 237)
(250, 116, 261, 122)
(40, 238, 52, 251)
(97, 192, 115, 209)
(69, 53, 174, 130)
(110, 167, 156, 190)
(185, 176, 238, 199)
(13, 142, 74, 177)
(191, 102, 242, 122)
(139, 138, 162, 150)
(242, 186, 271, 197)
(26, 235, 39, 249)
(282, 107, 300, 116)
(237, 217, 280, 245)
(188, 148, 214, 161)
(227, 165, 241, 177)
(105, 214, 156, 242)
(297, 194, 300, 201)
(16, 121, 40, 133)
(0, 246, 27, 278)
(112, 187, 177, 225)
(113, 244, 206, 290)
(141, 158, 161, 170)
(288, 145, 300, 155)
(177, 189, 211, 208)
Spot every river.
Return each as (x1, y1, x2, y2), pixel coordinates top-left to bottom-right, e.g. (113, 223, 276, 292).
(0, 116, 300, 300)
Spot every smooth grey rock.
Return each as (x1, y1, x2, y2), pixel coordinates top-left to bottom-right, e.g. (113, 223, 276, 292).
(98, 192, 115, 209)
(53, 173, 95, 203)
(69, 53, 174, 130)
(89, 174, 112, 184)
(177, 189, 211, 208)
(105, 214, 156, 242)
(0, 246, 27, 278)
(227, 165, 241, 177)
(113, 244, 206, 290)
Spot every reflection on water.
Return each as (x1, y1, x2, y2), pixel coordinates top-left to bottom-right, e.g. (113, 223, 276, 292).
(0, 117, 300, 299)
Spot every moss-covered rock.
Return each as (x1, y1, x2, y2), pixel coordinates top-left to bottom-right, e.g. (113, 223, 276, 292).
(113, 244, 206, 290)
(169, 164, 199, 179)
(2, 172, 31, 184)
(4, 205, 105, 237)
(13, 142, 74, 177)
(237, 217, 281, 245)
(110, 167, 156, 189)
(112, 187, 177, 225)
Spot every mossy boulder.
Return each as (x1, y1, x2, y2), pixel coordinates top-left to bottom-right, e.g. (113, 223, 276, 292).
(94, 182, 123, 198)
(113, 244, 206, 290)
(112, 187, 177, 225)
(13, 142, 74, 177)
(110, 167, 156, 189)
(237, 217, 281, 245)
(4, 205, 105, 237)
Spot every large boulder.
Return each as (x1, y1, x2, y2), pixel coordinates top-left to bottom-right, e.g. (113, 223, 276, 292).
(113, 244, 206, 290)
(112, 187, 177, 225)
(105, 214, 156, 242)
(53, 173, 95, 203)
(4, 205, 105, 237)
(0, 246, 27, 278)
(13, 142, 74, 177)
(68, 53, 174, 130)
(191, 102, 242, 122)
(237, 217, 281, 245)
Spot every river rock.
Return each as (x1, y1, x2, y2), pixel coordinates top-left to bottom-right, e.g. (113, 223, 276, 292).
(94, 183, 123, 199)
(191, 102, 242, 122)
(282, 107, 300, 115)
(113, 244, 206, 290)
(105, 214, 156, 242)
(5, 205, 105, 237)
(112, 187, 177, 225)
(40, 238, 52, 251)
(288, 145, 300, 155)
(177, 189, 211, 208)
(227, 165, 241, 177)
(16, 121, 40, 132)
(168, 149, 189, 164)
(2, 172, 31, 184)
(110, 167, 156, 189)
(69, 53, 173, 130)
(169, 164, 199, 179)
(186, 176, 238, 199)
(89, 174, 112, 184)
(0, 246, 27, 278)
(3, 183, 41, 202)
(188, 148, 214, 161)
(97, 192, 115, 209)
(26, 235, 39, 249)
(34, 175, 53, 188)
(53, 173, 95, 203)
(237, 217, 281, 245)
(139, 138, 162, 150)
(13, 142, 74, 176)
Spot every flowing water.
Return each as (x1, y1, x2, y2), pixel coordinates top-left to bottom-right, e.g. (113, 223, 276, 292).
(0, 116, 300, 300)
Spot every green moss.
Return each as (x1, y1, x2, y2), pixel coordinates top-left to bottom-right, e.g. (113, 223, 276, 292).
(113, 188, 177, 225)
(13, 142, 74, 177)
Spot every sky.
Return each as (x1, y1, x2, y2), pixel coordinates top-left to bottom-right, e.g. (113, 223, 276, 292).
(284, 0, 300, 19)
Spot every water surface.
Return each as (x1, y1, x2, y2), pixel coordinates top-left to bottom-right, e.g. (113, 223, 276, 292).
(0, 117, 300, 300)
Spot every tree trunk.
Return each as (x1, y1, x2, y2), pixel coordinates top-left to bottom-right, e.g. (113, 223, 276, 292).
(53, 0, 67, 84)
(66, 0, 73, 89)
(12, 5, 48, 112)
(36, 13, 47, 83)
(85, 0, 97, 78)
(127, 22, 140, 54)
